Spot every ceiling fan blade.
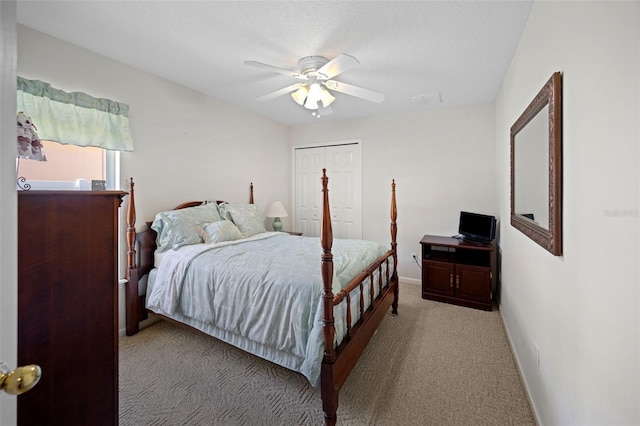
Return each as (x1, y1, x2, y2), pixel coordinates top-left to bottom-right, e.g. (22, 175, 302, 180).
(324, 80, 385, 103)
(255, 83, 304, 103)
(316, 54, 360, 80)
(244, 61, 306, 80)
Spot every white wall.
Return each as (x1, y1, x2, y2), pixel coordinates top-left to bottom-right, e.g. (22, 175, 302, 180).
(496, 2, 639, 424)
(0, 2, 18, 423)
(289, 105, 497, 283)
(17, 25, 291, 335)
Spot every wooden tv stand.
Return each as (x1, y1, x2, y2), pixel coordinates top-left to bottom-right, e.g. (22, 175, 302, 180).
(420, 235, 494, 311)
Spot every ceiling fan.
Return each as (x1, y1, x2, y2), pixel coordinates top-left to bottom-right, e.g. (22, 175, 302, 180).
(244, 54, 385, 117)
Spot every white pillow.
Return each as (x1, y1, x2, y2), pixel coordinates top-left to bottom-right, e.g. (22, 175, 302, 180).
(196, 220, 243, 244)
(225, 203, 266, 237)
(216, 202, 233, 222)
(151, 203, 222, 251)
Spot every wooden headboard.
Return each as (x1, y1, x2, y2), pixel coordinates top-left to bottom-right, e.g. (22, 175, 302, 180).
(172, 183, 255, 209)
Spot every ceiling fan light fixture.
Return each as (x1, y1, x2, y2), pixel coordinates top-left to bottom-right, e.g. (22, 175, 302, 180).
(319, 88, 335, 107)
(304, 98, 318, 110)
(291, 85, 309, 106)
(304, 83, 323, 110)
(246, 53, 386, 118)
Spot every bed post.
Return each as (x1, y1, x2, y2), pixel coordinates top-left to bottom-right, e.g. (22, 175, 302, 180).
(249, 182, 254, 204)
(125, 177, 140, 335)
(319, 169, 337, 426)
(126, 177, 136, 275)
(390, 179, 399, 315)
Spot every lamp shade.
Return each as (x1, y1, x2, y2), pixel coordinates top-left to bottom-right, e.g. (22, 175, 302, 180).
(304, 83, 324, 110)
(266, 201, 288, 218)
(319, 88, 335, 107)
(291, 86, 309, 106)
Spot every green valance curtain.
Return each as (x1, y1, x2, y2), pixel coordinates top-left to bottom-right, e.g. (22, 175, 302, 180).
(17, 76, 134, 151)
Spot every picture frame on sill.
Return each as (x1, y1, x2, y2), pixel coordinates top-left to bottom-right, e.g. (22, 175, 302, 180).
(91, 180, 106, 191)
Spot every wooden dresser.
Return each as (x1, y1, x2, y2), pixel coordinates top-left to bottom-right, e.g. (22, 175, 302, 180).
(17, 191, 126, 426)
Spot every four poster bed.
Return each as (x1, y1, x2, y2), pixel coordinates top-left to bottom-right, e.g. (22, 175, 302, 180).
(124, 169, 398, 425)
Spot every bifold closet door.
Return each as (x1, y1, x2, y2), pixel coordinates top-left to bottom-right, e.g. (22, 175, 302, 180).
(294, 143, 362, 239)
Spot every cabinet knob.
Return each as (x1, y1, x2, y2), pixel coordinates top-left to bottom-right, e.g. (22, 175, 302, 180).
(0, 362, 41, 395)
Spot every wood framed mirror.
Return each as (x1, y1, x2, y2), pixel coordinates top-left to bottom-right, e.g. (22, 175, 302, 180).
(510, 72, 562, 256)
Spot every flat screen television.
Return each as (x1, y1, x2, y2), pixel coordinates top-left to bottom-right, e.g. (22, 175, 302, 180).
(458, 211, 496, 243)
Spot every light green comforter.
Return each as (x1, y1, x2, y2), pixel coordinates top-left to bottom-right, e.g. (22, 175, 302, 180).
(146, 232, 392, 385)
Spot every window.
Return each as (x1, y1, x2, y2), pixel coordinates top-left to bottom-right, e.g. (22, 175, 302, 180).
(16, 77, 131, 191)
(17, 140, 119, 190)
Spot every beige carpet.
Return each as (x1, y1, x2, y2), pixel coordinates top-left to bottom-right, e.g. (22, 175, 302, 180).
(119, 282, 536, 425)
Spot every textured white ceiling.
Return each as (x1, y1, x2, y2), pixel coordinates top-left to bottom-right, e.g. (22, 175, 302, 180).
(16, 1, 533, 127)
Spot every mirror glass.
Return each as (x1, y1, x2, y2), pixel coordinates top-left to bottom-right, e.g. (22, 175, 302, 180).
(510, 72, 562, 256)
(514, 104, 549, 230)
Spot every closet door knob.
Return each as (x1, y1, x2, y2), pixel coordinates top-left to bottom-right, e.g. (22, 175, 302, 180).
(0, 362, 41, 395)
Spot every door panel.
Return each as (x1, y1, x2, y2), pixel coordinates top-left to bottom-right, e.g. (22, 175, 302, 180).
(456, 265, 491, 302)
(295, 150, 323, 236)
(423, 261, 454, 297)
(294, 143, 361, 239)
(325, 144, 362, 239)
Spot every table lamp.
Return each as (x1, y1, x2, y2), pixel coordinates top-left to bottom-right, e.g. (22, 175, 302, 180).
(266, 201, 288, 232)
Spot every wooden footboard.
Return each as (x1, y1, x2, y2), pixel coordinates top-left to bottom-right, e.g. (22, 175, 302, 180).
(124, 173, 398, 425)
(319, 170, 398, 425)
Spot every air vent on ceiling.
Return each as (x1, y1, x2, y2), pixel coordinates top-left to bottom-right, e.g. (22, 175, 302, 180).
(409, 92, 441, 105)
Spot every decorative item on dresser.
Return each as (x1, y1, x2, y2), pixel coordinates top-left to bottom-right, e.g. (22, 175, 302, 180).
(18, 190, 126, 426)
(420, 235, 494, 311)
(16, 111, 46, 191)
(124, 171, 398, 425)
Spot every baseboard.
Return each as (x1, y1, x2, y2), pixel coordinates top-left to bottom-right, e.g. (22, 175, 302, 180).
(498, 302, 542, 425)
(399, 276, 420, 287)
